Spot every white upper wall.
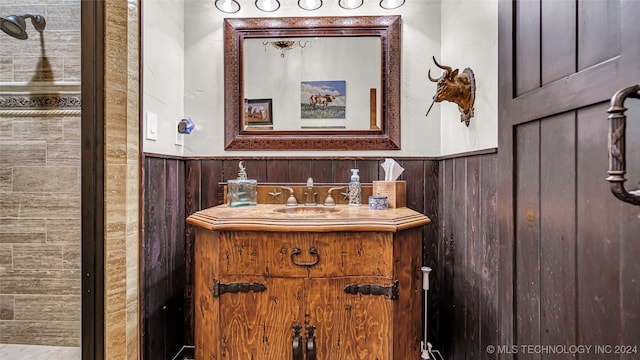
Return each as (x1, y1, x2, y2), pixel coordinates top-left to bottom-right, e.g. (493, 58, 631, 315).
(142, 0, 498, 157)
(143, 0, 185, 156)
(440, 0, 498, 156)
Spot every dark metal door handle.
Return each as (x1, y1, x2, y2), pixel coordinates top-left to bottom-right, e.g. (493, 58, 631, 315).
(305, 324, 317, 360)
(291, 247, 319, 267)
(607, 84, 640, 206)
(291, 323, 303, 360)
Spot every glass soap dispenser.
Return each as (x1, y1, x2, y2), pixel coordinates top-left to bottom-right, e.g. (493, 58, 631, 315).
(227, 161, 257, 207)
(348, 168, 362, 206)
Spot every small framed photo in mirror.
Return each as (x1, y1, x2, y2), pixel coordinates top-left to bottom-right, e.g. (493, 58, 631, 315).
(244, 98, 273, 129)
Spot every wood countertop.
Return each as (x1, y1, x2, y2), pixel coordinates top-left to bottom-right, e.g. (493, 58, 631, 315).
(187, 204, 431, 233)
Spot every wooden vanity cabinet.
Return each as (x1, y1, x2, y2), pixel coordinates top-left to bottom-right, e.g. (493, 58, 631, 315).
(188, 205, 430, 360)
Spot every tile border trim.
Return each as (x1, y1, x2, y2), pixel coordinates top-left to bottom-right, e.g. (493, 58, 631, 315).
(0, 82, 81, 115)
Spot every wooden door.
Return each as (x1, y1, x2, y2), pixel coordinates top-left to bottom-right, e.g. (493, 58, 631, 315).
(218, 276, 304, 359)
(498, 0, 640, 358)
(306, 276, 393, 359)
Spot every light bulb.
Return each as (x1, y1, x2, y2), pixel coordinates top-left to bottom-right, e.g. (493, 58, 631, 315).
(298, 0, 323, 11)
(256, 0, 281, 12)
(379, 0, 405, 10)
(339, 0, 363, 9)
(215, 0, 240, 13)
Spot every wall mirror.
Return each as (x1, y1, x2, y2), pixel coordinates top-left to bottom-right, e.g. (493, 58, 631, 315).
(224, 15, 402, 150)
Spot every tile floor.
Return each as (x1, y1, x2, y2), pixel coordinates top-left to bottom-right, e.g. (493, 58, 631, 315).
(0, 344, 81, 360)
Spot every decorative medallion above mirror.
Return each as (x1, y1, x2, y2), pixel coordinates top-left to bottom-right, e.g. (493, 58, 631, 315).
(224, 15, 402, 150)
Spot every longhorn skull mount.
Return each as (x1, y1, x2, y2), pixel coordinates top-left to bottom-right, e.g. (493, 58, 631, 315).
(426, 56, 476, 127)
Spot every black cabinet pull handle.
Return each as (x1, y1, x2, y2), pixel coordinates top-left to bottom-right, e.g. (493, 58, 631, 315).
(306, 324, 317, 360)
(291, 323, 303, 360)
(291, 247, 319, 267)
(607, 84, 640, 206)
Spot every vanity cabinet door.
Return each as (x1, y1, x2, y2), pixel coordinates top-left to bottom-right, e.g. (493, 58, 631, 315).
(305, 276, 393, 360)
(217, 276, 305, 359)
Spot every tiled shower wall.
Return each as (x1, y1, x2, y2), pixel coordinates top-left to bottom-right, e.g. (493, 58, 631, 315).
(0, 0, 82, 346)
(0, 1, 81, 83)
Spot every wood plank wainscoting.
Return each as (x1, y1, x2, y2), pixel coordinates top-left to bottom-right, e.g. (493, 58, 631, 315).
(141, 151, 498, 360)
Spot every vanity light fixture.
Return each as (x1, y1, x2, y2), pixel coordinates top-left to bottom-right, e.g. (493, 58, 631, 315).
(339, 0, 363, 9)
(298, 0, 323, 11)
(213, 0, 405, 13)
(255, 0, 280, 12)
(215, 0, 240, 13)
(379, 0, 405, 9)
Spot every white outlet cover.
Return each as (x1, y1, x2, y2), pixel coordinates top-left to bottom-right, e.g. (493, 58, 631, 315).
(146, 112, 158, 141)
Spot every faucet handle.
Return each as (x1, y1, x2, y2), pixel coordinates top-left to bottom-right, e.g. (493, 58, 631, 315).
(324, 186, 345, 206)
(281, 187, 298, 206)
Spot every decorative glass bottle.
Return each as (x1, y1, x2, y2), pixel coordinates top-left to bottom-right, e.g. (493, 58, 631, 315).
(227, 161, 257, 207)
(348, 168, 361, 206)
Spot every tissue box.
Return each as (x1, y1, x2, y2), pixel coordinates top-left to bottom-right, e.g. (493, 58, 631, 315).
(372, 181, 406, 208)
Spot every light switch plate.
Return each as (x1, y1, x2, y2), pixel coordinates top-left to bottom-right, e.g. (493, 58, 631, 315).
(146, 112, 158, 140)
(175, 122, 184, 146)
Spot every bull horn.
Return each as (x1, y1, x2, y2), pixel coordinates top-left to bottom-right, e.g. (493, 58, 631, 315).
(427, 69, 439, 82)
(432, 56, 452, 75)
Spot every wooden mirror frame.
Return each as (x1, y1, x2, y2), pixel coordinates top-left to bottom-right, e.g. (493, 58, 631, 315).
(224, 15, 402, 151)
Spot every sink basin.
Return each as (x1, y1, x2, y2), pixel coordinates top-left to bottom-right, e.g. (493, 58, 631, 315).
(274, 206, 341, 215)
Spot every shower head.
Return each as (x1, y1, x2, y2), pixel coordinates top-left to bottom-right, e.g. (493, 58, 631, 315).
(0, 14, 46, 40)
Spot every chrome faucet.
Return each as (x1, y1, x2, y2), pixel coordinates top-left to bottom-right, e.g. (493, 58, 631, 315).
(304, 177, 316, 205)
